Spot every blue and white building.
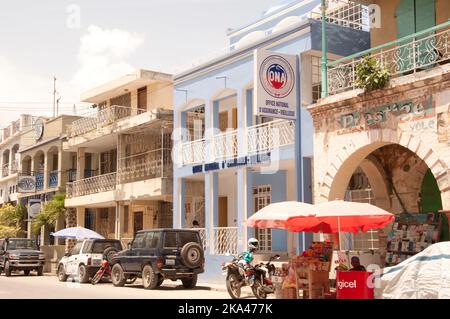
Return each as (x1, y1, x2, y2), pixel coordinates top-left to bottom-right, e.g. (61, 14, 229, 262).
(173, 0, 370, 282)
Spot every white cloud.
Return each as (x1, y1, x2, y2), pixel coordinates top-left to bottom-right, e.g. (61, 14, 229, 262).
(71, 25, 145, 93)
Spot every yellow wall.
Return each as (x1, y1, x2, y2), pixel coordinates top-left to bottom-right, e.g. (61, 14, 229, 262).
(370, 0, 450, 48)
(148, 83, 173, 110)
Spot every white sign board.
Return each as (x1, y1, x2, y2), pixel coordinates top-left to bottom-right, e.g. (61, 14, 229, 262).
(28, 200, 41, 219)
(17, 175, 36, 193)
(254, 49, 297, 120)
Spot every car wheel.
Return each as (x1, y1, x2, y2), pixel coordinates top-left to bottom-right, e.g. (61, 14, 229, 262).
(180, 242, 204, 268)
(111, 264, 126, 287)
(103, 247, 119, 264)
(4, 261, 12, 277)
(78, 265, 89, 283)
(23, 270, 31, 276)
(181, 274, 198, 289)
(57, 265, 68, 282)
(142, 265, 158, 290)
(36, 267, 43, 276)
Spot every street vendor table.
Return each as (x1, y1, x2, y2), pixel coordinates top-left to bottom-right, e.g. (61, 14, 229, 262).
(336, 271, 374, 299)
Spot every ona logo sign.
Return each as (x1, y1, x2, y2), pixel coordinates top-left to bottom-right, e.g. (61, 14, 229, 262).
(337, 280, 357, 289)
(260, 56, 295, 99)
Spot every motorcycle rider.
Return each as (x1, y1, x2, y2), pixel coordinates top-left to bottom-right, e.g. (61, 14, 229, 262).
(238, 238, 259, 285)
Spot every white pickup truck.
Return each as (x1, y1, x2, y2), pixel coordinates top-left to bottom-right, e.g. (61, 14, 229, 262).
(57, 239, 122, 283)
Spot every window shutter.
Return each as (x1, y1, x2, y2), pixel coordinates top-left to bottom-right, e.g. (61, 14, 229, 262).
(414, 0, 435, 32)
(396, 0, 415, 39)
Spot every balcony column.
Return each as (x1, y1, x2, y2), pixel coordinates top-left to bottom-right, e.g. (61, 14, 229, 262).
(76, 148, 86, 180)
(236, 90, 246, 157)
(205, 172, 218, 255)
(43, 153, 49, 190)
(76, 207, 85, 227)
(58, 149, 65, 188)
(9, 147, 14, 175)
(237, 167, 251, 253)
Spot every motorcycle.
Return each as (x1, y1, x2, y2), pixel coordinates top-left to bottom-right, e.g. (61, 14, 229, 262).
(91, 258, 111, 285)
(221, 254, 280, 299)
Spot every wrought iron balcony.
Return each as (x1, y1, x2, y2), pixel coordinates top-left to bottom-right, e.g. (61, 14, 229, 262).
(180, 119, 295, 166)
(35, 172, 44, 191)
(68, 105, 147, 138)
(118, 149, 172, 184)
(66, 172, 116, 198)
(48, 170, 59, 188)
(1, 164, 9, 177)
(327, 21, 450, 95)
(10, 160, 18, 174)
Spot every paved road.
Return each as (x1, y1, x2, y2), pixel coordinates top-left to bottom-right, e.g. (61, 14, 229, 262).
(0, 273, 235, 299)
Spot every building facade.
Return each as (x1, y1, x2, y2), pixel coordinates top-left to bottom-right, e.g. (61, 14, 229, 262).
(0, 115, 37, 207)
(64, 69, 174, 247)
(309, 0, 450, 261)
(173, 0, 371, 282)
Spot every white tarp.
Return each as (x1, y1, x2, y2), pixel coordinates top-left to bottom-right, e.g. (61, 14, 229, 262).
(377, 241, 450, 299)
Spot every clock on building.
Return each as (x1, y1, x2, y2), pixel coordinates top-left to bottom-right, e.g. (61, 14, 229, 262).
(34, 118, 44, 140)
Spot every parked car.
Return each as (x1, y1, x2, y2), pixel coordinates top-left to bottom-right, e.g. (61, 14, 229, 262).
(110, 228, 204, 289)
(0, 238, 45, 276)
(57, 239, 122, 283)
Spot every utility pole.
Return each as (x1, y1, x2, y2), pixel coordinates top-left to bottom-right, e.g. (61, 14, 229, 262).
(53, 76, 57, 118)
(321, 0, 329, 98)
(73, 104, 76, 115)
(56, 96, 61, 117)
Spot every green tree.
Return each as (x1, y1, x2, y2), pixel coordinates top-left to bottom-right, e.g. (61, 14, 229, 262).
(354, 55, 390, 91)
(32, 193, 66, 235)
(0, 203, 27, 237)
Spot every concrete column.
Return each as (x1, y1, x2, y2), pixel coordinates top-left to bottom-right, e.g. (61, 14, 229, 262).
(58, 149, 66, 188)
(8, 148, 13, 175)
(76, 207, 85, 227)
(115, 202, 124, 240)
(43, 153, 49, 190)
(173, 177, 185, 229)
(236, 90, 246, 157)
(205, 172, 218, 255)
(76, 148, 86, 180)
(237, 167, 251, 253)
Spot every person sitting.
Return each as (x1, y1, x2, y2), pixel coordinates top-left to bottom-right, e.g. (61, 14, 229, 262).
(350, 256, 366, 271)
(192, 220, 200, 228)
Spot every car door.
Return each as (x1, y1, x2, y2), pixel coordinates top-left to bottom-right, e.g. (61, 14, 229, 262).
(66, 242, 83, 275)
(126, 232, 146, 272)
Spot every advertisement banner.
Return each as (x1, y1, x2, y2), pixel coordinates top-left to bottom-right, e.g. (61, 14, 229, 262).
(254, 49, 297, 120)
(17, 175, 36, 193)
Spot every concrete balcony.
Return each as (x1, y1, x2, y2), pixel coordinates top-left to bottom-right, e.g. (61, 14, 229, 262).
(327, 21, 450, 96)
(180, 119, 295, 166)
(66, 172, 117, 198)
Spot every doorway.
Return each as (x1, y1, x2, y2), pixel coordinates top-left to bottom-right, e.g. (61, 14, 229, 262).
(133, 212, 143, 235)
(219, 197, 228, 227)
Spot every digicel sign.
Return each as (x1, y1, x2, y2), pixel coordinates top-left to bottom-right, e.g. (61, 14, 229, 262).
(337, 280, 357, 289)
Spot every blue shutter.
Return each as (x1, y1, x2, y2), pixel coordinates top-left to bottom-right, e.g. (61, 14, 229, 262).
(396, 0, 416, 72)
(415, 0, 436, 68)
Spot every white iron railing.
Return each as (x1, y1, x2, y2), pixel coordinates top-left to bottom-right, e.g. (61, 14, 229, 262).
(68, 105, 146, 137)
(1, 163, 9, 177)
(118, 149, 172, 184)
(180, 119, 295, 166)
(328, 21, 450, 95)
(212, 227, 238, 255)
(66, 172, 116, 198)
(10, 160, 18, 174)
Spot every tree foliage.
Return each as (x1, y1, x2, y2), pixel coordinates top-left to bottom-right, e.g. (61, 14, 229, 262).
(32, 193, 66, 235)
(354, 55, 390, 91)
(0, 204, 26, 237)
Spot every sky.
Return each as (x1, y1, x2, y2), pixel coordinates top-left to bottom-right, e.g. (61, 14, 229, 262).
(0, 0, 286, 128)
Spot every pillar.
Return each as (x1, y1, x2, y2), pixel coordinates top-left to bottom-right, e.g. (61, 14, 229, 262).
(115, 202, 124, 240)
(43, 153, 49, 190)
(173, 177, 185, 229)
(76, 148, 86, 180)
(237, 167, 251, 253)
(8, 147, 13, 175)
(76, 207, 85, 227)
(205, 172, 218, 254)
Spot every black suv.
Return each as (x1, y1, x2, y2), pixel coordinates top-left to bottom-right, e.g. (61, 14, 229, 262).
(0, 238, 45, 276)
(111, 229, 204, 289)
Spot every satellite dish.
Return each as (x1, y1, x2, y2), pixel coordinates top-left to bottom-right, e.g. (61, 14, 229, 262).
(28, 202, 41, 219)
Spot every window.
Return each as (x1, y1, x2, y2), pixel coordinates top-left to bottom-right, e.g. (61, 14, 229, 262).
(144, 232, 160, 249)
(91, 240, 122, 253)
(110, 92, 131, 108)
(164, 232, 177, 248)
(100, 149, 117, 174)
(131, 232, 146, 249)
(253, 185, 272, 252)
(179, 232, 200, 247)
(311, 56, 322, 103)
(7, 239, 38, 250)
(70, 242, 83, 255)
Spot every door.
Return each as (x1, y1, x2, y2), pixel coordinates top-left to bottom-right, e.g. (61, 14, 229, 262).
(253, 185, 272, 252)
(133, 212, 143, 236)
(232, 108, 238, 129)
(219, 197, 228, 227)
(138, 86, 147, 111)
(126, 232, 146, 272)
(66, 241, 83, 275)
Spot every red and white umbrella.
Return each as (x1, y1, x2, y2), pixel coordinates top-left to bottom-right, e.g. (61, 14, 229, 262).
(246, 201, 315, 229)
(286, 200, 395, 233)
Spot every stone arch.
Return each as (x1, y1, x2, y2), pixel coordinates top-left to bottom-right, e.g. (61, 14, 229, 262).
(319, 129, 448, 204)
(179, 98, 205, 112)
(21, 155, 32, 175)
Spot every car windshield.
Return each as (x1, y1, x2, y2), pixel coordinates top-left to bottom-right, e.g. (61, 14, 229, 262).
(179, 232, 200, 247)
(7, 239, 38, 250)
(91, 241, 122, 253)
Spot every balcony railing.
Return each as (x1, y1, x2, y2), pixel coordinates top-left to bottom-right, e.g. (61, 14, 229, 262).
(118, 149, 172, 184)
(48, 170, 58, 188)
(180, 119, 295, 166)
(66, 172, 117, 198)
(35, 172, 44, 191)
(1, 164, 9, 177)
(212, 227, 238, 255)
(68, 105, 147, 137)
(10, 160, 18, 174)
(327, 21, 450, 95)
